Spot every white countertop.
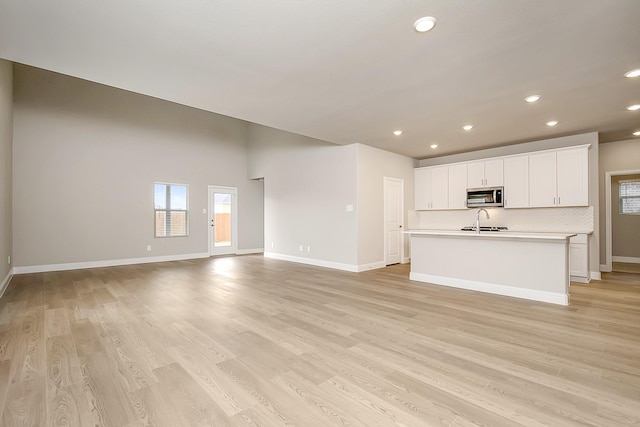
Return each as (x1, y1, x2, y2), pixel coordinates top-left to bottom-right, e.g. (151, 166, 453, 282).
(404, 229, 576, 241)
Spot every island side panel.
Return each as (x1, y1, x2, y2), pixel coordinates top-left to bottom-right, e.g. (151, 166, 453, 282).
(409, 234, 569, 305)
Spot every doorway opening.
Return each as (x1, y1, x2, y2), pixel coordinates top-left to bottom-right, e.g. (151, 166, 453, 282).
(604, 169, 640, 272)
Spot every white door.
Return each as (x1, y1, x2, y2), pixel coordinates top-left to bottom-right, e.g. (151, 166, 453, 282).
(208, 186, 237, 256)
(384, 177, 404, 265)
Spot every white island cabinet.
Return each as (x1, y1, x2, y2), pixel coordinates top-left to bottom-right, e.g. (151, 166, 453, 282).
(405, 230, 575, 305)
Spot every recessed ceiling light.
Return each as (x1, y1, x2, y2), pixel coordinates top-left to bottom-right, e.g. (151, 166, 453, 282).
(525, 95, 540, 103)
(393, 130, 403, 136)
(430, 144, 438, 149)
(634, 130, 640, 136)
(414, 16, 436, 33)
(627, 104, 640, 111)
(462, 125, 474, 131)
(625, 69, 640, 78)
(546, 120, 558, 127)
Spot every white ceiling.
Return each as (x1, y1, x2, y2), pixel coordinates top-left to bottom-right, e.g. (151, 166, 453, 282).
(1, 0, 639, 159)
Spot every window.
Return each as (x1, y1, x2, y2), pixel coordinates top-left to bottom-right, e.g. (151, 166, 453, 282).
(154, 183, 188, 237)
(619, 180, 640, 214)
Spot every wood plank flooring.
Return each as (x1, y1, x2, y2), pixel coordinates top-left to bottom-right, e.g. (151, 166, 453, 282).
(0, 255, 639, 426)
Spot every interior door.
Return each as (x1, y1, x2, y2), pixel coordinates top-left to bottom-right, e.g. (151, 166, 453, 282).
(209, 186, 237, 256)
(384, 177, 404, 265)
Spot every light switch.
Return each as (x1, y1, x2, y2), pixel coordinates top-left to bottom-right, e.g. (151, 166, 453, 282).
(346, 204, 354, 212)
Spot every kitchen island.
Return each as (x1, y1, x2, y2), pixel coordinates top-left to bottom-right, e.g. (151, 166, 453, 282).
(405, 229, 576, 305)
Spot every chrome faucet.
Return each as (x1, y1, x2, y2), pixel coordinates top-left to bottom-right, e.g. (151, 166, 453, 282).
(475, 208, 490, 233)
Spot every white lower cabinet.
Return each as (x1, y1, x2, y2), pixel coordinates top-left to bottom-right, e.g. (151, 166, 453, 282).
(569, 234, 589, 283)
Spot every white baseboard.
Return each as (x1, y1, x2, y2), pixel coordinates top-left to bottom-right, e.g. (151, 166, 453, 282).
(590, 271, 602, 281)
(236, 248, 264, 255)
(409, 272, 569, 306)
(13, 253, 210, 274)
(0, 268, 13, 300)
(600, 264, 612, 273)
(570, 275, 590, 284)
(263, 252, 393, 273)
(612, 256, 640, 264)
(264, 252, 359, 272)
(402, 257, 410, 264)
(356, 262, 386, 272)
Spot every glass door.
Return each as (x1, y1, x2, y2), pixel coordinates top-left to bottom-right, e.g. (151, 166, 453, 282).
(208, 186, 237, 256)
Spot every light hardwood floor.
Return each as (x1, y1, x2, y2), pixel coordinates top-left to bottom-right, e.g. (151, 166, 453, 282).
(0, 255, 639, 426)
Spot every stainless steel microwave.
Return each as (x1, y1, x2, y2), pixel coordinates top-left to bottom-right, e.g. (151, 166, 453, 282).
(466, 186, 504, 208)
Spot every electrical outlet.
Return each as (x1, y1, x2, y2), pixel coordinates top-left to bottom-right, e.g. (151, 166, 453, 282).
(299, 245, 304, 252)
(271, 242, 274, 248)
(147, 245, 152, 252)
(307, 246, 311, 252)
(7, 255, 10, 265)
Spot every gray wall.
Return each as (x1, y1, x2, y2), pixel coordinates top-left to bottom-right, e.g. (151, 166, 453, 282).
(247, 128, 416, 269)
(0, 60, 12, 283)
(12, 65, 264, 267)
(356, 144, 415, 266)
(248, 125, 358, 266)
(599, 138, 640, 264)
(612, 174, 640, 259)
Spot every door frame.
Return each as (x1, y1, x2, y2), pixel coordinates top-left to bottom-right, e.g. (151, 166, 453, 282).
(208, 185, 238, 256)
(603, 169, 640, 272)
(383, 176, 405, 265)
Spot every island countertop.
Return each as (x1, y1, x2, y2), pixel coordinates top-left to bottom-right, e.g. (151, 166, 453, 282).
(404, 229, 576, 241)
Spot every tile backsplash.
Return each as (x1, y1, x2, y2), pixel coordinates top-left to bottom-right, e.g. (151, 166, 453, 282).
(408, 206, 594, 234)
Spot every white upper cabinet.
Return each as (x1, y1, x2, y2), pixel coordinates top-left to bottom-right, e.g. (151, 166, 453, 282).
(557, 148, 588, 207)
(414, 144, 589, 211)
(414, 166, 449, 210)
(448, 163, 468, 209)
(529, 146, 588, 207)
(414, 168, 430, 210)
(467, 159, 503, 188)
(503, 155, 529, 208)
(529, 151, 557, 207)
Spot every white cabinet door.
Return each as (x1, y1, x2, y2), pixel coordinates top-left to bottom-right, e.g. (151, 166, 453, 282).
(503, 155, 529, 208)
(529, 151, 557, 207)
(467, 161, 485, 188)
(484, 159, 504, 187)
(557, 147, 588, 207)
(414, 168, 430, 210)
(569, 234, 589, 281)
(529, 147, 588, 208)
(430, 166, 449, 209)
(467, 159, 503, 187)
(448, 163, 468, 209)
(414, 166, 448, 210)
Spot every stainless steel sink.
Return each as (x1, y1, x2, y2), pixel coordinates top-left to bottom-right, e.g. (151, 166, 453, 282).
(460, 226, 508, 232)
